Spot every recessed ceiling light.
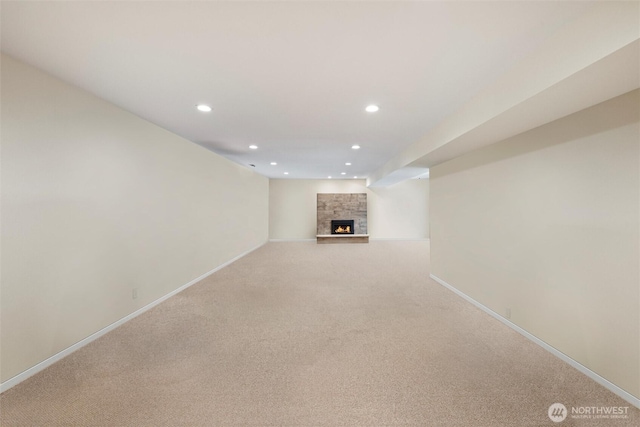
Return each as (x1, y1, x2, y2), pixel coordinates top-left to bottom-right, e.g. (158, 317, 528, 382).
(351, 145, 360, 150)
(365, 105, 379, 113)
(345, 162, 352, 166)
(249, 145, 258, 150)
(284, 172, 289, 175)
(341, 172, 346, 175)
(196, 104, 212, 112)
(270, 162, 277, 165)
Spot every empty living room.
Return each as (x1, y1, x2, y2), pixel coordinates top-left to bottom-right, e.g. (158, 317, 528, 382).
(1, 1, 638, 426)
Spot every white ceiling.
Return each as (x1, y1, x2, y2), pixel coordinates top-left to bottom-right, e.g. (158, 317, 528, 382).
(1, 1, 597, 181)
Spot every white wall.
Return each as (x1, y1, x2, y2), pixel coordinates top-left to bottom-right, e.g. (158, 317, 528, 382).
(430, 90, 639, 399)
(269, 178, 429, 240)
(0, 55, 269, 383)
(369, 179, 429, 239)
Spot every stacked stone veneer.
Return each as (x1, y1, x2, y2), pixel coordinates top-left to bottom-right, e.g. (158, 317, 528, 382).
(317, 193, 368, 235)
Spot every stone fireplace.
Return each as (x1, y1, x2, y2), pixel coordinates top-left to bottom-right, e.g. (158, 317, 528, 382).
(316, 193, 368, 243)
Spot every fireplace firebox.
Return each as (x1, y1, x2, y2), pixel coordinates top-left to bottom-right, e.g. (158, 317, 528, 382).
(331, 220, 355, 235)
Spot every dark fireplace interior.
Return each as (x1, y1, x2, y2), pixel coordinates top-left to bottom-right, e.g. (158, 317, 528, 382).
(331, 220, 355, 235)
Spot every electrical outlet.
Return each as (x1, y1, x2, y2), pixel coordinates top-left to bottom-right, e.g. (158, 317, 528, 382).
(132, 288, 138, 300)
(505, 308, 511, 319)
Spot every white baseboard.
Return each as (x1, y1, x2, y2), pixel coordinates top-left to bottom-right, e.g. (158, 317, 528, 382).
(369, 237, 430, 241)
(268, 238, 316, 242)
(429, 274, 640, 409)
(0, 242, 266, 394)
(269, 238, 430, 242)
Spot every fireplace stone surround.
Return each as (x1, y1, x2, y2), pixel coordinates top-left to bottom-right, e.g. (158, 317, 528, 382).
(316, 193, 368, 243)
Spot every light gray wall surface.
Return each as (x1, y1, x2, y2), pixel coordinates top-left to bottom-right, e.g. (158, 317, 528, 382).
(269, 179, 429, 240)
(430, 90, 640, 399)
(1, 55, 269, 383)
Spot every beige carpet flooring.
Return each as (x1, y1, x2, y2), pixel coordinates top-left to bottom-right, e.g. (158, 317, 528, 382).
(1, 241, 638, 426)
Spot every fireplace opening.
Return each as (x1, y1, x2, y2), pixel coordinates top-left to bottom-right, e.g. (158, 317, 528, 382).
(331, 220, 355, 235)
